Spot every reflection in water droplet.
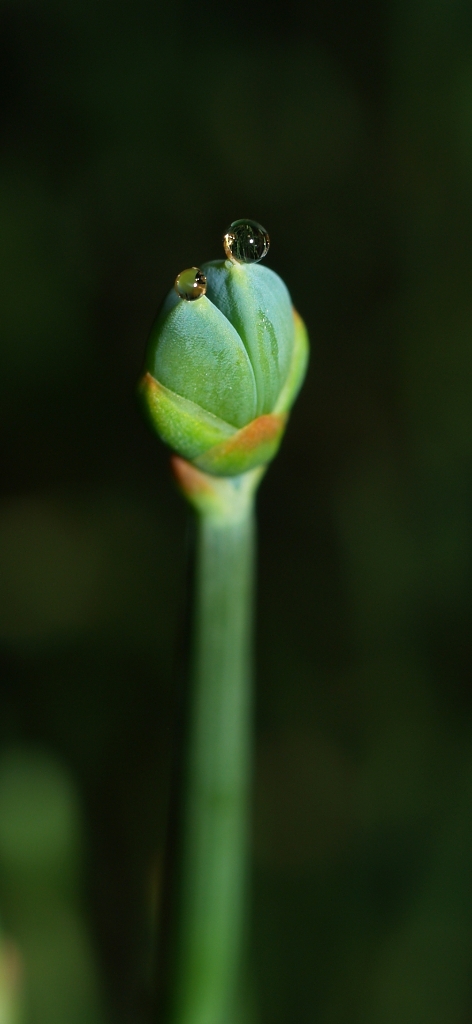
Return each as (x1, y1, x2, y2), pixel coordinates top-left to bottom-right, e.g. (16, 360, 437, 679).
(223, 220, 270, 264)
(174, 267, 207, 301)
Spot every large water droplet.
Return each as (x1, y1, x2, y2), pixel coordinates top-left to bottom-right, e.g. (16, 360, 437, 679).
(223, 219, 270, 264)
(174, 267, 207, 301)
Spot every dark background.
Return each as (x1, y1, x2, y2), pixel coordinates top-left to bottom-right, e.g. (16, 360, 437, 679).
(1, 0, 472, 1021)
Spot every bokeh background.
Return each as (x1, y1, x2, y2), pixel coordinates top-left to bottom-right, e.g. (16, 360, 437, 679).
(1, 0, 472, 1020)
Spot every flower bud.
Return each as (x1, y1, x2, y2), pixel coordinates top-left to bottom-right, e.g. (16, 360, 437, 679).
(140, 254, 308, 477)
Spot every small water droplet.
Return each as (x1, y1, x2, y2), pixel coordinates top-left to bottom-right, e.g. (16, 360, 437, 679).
(223, 219, 270, 264)
(174, 267, 207, 301)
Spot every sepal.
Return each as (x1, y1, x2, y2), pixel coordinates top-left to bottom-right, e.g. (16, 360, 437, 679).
(194, 413, 287, 476)
(139, 372, 235, 462)
(273, 310, 309, 414)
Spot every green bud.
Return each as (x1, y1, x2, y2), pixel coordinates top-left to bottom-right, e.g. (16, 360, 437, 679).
(140, 255, 309, 477)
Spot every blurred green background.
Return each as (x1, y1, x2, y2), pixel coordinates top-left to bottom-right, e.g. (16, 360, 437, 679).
(1, 0, 472, 1020)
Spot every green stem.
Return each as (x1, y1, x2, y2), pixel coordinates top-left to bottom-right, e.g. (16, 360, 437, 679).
(168, 470, 260, 1024)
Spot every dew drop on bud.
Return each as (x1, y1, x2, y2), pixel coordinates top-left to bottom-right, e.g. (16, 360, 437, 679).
(223, 219, 270, 264)
(174, 267, 207, 301)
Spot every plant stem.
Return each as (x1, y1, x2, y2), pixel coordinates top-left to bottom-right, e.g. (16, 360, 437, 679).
(167, 467, 260, 1024)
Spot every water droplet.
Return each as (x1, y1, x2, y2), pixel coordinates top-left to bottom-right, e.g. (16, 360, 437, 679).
(223, 219, 270, 264)
(174, 267, 207, 301)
